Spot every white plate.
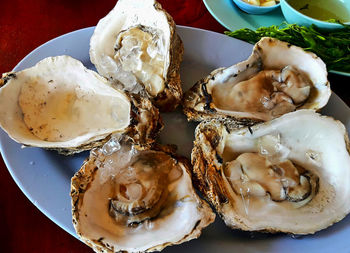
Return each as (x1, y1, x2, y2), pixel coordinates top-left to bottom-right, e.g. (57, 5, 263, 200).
(1, 26, 350, 253)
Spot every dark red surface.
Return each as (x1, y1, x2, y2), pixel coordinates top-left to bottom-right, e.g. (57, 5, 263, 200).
(0, 0, 349, 252)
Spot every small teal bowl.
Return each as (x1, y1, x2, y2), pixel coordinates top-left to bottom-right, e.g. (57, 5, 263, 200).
(280, 0, 350, 30)
(232, 0, 281, 14)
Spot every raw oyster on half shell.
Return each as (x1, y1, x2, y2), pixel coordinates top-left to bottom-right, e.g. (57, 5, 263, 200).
(0, 56, 162, 155)
(71, 139, 215, 253)
(183, 37, 331, 124)
(90, 0, 184, 112)
(191, 110, 350, 234)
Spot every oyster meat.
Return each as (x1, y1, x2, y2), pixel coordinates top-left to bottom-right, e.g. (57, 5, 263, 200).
(71, 140, 215, 252)
(0, 56, 162, 154)
(90, 0, 184, 111)
(183, 37, 331, 123)
(192, 110, 350, 234)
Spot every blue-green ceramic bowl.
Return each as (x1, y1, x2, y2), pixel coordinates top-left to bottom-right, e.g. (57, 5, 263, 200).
(232, 0, 281, 14)
(280, 0, 350, 30)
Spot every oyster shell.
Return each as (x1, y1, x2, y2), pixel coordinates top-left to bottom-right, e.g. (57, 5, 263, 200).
(90, 0, 184, 112)
(183, 37, 331, 124)
(71, 140, 215, 253)
(192, 110, 350, 234)
(0, 56, 162, 155)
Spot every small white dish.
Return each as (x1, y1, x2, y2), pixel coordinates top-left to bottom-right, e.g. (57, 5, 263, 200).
(232, 0, 281, 14)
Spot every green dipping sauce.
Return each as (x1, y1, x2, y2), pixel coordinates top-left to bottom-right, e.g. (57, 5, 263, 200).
(287, 0, 350, 22)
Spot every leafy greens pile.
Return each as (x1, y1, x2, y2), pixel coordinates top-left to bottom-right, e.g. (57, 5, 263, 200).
(225, 23, 350, 72)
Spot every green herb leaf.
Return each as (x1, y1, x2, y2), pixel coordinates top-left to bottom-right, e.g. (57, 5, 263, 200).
(224, 22, 350, 72)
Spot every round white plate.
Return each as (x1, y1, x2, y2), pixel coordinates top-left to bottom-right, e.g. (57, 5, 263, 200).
(1, 26, 350, 253)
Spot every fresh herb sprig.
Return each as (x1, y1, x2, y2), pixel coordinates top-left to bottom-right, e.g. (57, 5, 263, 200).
(225, 23, 350, 72)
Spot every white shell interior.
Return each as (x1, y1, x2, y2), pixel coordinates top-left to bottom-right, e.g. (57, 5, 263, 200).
(205, 38, 330, 121)
(78, 149, 210, 252)
(219, 110, 350, 233)
(0, 56, 130, 148)
(90, 0, 171, 96)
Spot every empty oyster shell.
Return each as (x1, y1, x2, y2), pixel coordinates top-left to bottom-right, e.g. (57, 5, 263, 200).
(192, 110, 350, 234)
(183, 37, 331, 124)
(71, 140, 215, 253)
(0, 56, 162, 155)
(90, 0, 184, 112)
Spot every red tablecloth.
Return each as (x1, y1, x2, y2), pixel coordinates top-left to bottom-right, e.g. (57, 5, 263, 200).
(0, 0, 349, 252)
